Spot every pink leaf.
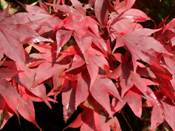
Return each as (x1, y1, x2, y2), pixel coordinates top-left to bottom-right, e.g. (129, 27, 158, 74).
(90, 77, 121, 116)
(121, 9, 150, 22)
(0, 79, 38, 128)
(150, 104, 164, 130)
(115, 0, 136, 13)
(125, 91, 142, 118)
(75, 72, 89, 109)
(123, 28, 168, 70)
(56, 30, 72, 52)
(162, 102, 175, 131)
(94, 0, 109, 24)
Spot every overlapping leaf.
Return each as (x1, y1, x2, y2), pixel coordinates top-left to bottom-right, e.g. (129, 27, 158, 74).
(1, 0, 175, 131)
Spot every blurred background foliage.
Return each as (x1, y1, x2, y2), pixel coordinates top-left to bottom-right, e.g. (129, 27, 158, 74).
(135, 0, 175, 27)
(1, 0, 175, 22)
(0, 0, 175, 131)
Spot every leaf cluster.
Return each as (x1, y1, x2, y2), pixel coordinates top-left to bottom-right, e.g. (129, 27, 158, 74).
(0, 0, 175, 131)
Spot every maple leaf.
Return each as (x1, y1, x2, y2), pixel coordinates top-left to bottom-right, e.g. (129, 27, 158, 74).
(90, 77, 121, 116)
(84, 47, 108, 86)
(162, 102, 175, 131)
(67, 113, 82, 129)
(115, 0, 136, 13)
(0, 66, 17, 79)
(62, 80, 77, 121)
(148, 57, 175, 102)
(0, 24, 32, 65)
(4, 5, 60, 34)
(155, 18, 175, 51)
(56, 30, 72, 52)
(94, 0, 112, 25)
(74, 72, 89, 109)
(0, 79, 39, 129)
(121, 8, 150, 22)
(124, 90, 142, 118)
(164, 55, 175, 89)
(1, 0, 175, 130)
(150, 101, 175, 130)
(67, 107, 121, 131)
(0, 95, 13, 129)
(0, 10, 52, 66)
(119, 28, 167, 71)
(150, 103, 164, 130)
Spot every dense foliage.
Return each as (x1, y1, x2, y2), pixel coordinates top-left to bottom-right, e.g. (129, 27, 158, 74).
(1, 0, 175, 130)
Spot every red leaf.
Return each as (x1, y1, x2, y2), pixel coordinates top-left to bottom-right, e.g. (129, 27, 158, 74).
(104, 117, 121, 131)
(0, 79, 39, 128)
(68, 113, 82, 128)
(62, 82, 76, 121)
(115, 0, 136, 13)
(162, 102, 175, 131)
(0, 95, 14, 129)
(123, 28, 167, 70)
(75, 72, 89, 109)
(84, 47, 108, 86)
(150, 58, 172, 81)
(121, 9, 150, 22)
(80, 108, 99, 131)
(80, 107, 121, 131)
(164, 55, 175, 74)
(124, 91, 142, 118)
(56, 30, 72, 52)
(90, 77, 121, 116)
(150, 104, 164, 130)
(121, 72, 155, 97)
(5, 5, 60, 34)
(1, 1, 175, 130)
(0, 67, 17, 79)
(67, 54, 85, 72)
(0, 25, 26, 65)
(78, 108, 95, 130)
(0, 11, 51, 65)
(94, 0, 109, 24)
